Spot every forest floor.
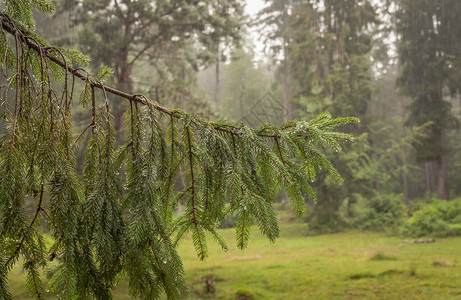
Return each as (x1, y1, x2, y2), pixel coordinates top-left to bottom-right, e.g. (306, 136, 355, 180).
(8, 222, 461, 299)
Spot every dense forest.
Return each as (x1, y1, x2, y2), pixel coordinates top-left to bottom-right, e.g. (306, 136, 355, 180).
(0, 0, 460, 299)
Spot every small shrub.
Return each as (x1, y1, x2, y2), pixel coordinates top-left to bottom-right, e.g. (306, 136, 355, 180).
(404, 198, 461, 237)
(305, 214, 349, 235)
(358, 194, 405, 231)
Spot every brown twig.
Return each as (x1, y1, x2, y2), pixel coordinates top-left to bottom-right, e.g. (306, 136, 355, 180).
(0, 13, 294, 140)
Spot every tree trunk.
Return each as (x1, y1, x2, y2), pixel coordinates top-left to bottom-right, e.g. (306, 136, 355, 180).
(425, 162, 432, 198)
(282, 9, 292, 123)
(373, 153, 380, 194)
(437, 156, 450, 200)
(213, 45, 221, 114)
(282, 63, 292, 122)
(115, 15, 134, 132)
(436, 128, 450, 200)
(400, 97, 409, 204)
(239, 80, 246, 121)
(115, 62, 133, 131)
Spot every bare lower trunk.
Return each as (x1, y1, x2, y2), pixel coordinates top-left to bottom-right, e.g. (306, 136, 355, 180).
(402, 153, 409, 203)
(282, 11, 292, 123)
(239, 85, 245, 120)
(425, 162, 432, 198)
(213, 46, 221, 114)
(437, 156, 450, 200)
(282, 68, 292, 122)
(115, 16, 134, 132)
(400, 97, 409, 204)
(437, 129, 450, 200)
(373, 153, 380, 194)
(115, 62, 133, 131)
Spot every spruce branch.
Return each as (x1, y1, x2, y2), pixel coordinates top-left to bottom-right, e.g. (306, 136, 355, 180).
(0, 4, 360, 299)
(0, 13, 358, 140)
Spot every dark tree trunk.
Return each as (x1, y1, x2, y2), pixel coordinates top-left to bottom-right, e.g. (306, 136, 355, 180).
(373, 153, 380, 194)
(436, 129, 450, 200)
(282, 65, 292, 122)
(213, 46, 221, 114)
(239, 82, 245, 120)
(425, 162, 432, 198)
(400, 97, 409, 204)
(437, 155, 450, 200)
(115, 16, 134, 132)
(282, 9, 292, 122)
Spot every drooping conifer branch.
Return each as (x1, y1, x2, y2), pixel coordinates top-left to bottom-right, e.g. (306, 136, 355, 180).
(0, 2, 359, 299)
(0, 12, 357, 141)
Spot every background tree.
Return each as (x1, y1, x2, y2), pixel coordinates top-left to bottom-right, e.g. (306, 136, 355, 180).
(220, 48, 273, 123)
(258, 0, 299, 122)
(60, 0, 245, 131)
(395, 0, 460, 200)
(284, 0, 378, 231)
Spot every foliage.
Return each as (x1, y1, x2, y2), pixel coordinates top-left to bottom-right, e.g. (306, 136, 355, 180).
(357, 194, 405, 231)
(405, 198, 461, 238)
(307, 192, 406, 235)
(305, 205, 349, 235)
(0, 2, 358, 299)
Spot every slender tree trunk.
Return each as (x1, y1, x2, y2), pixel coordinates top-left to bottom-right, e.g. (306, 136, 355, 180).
(282, 51, 292, 121)
(437, 156, 449, 200)
(239, 84, 245, 120)
(115, 16, 134, 132)
(282, 9, 292, 122)
(400, 97, 409, 204)
(437, 131, 450, 200)
(373, 153, 380, 194)
(213, 45, 221, 114)
(282, 61, 292, 122)
(425, 162, 432, 198)
(428, 162, 436, 196)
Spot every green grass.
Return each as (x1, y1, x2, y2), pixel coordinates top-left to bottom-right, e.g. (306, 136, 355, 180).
(8, 222, 461, 299)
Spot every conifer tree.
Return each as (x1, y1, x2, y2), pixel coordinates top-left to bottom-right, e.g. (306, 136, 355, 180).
(0, 1, 357, 298)
(258, 0, 298, 122)
(262, 0, 377, 230)
(395, 0, 459, 200)
(60, 0, 245, 129)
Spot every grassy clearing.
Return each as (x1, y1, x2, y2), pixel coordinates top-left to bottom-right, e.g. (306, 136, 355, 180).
(8, 222, 461, 299)
(177, 223, 461, 299)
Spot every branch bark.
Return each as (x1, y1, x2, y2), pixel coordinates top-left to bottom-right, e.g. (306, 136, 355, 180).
(0, 13, 333, 140)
